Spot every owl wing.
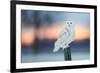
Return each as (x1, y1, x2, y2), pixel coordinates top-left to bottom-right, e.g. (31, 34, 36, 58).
(53, 25, 69, 52)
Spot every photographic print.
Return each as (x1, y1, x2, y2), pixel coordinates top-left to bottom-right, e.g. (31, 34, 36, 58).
(21, 10, 89, 62)
(11, 1, 97, 72)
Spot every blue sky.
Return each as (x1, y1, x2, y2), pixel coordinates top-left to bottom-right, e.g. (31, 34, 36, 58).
(21, 10, 90, 28)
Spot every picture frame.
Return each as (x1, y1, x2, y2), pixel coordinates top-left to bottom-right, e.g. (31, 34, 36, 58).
(10, 1, 97, 73)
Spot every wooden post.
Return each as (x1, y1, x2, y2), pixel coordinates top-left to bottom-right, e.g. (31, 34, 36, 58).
(64, 47, 72, 61)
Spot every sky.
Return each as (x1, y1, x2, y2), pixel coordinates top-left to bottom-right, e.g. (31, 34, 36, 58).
(21, 10, 90, 45)
(21, 10, 90, 26)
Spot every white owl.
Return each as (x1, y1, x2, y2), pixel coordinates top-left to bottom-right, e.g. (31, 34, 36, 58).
(53, 21, 75, 52)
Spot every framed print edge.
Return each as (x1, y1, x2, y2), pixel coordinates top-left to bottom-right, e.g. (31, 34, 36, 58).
(10, 1, 16, 72)
(10, 1, 97, 73)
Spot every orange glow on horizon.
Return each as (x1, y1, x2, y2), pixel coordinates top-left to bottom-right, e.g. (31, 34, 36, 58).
(21, 24, 90, 45)
(75, 25, 90, 40)
(21, 27, 35, 46)
(37, 25, 63, 40)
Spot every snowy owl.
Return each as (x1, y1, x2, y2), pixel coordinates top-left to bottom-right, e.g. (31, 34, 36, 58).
(53, 21, 75, 52)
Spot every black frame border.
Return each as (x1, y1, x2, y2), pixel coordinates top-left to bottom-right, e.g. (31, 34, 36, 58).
(10, 1, 97, 73)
